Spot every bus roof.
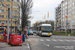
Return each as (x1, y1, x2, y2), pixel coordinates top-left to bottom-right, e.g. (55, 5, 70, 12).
(40, 24, 51, 26)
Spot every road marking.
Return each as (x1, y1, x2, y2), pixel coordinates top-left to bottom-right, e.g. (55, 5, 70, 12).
(43, 43, 50, 47)
(65, 40, 71, 42)
(71, 40, 75, 42)
(52, 39, 57, 41)
(52, 36, 75, 38)
(46, 44, 50, 47)
(58, 39, 64, 42)
(46, 39, 51, 41)
(40, 39, 44, 41)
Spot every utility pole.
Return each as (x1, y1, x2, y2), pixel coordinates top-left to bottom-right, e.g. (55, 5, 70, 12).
(0, 1, 10, 43)
(7, 8, 10, 43)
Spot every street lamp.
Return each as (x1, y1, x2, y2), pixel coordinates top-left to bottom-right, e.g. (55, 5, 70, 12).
(0, 3, 10, 43)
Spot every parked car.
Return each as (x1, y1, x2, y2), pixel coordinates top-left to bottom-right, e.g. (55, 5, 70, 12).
(28, 30, 33, 35)
(33, 30, 36, 33)
(29, 30, 33, 35)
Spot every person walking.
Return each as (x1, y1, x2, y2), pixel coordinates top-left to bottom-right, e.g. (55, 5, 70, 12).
(28, 29, 30, 36)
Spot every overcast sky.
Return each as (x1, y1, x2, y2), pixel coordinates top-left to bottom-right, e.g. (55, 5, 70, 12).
(30, 0, 62, 26)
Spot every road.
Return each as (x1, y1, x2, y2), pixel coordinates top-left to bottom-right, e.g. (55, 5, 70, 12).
(27, 34, 75, 50)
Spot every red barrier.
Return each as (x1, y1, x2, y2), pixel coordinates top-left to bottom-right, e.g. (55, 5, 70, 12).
(9, 34, 22, 45)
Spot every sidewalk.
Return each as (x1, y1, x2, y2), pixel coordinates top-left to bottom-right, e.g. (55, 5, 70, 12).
(0, 39, 30, 50)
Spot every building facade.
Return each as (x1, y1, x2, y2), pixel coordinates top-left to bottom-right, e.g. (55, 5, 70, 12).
(0, 0, 20, 32)
(55, 0, 75, 32)
(54, 4, 61, 31)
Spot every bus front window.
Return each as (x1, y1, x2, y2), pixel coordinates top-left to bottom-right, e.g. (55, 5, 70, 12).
(42, 26, 52, 32)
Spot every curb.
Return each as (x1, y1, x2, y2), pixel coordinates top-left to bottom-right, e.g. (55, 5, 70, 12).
(26, 39, 32, 50)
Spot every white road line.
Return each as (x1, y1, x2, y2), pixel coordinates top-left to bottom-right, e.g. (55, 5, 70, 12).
(71, 40, 75, 42)
(40, 39, 44, 41)
(65, 40, 71, 42)
(43, 43, 50, 47)
(58, 39, 64, 42)
(53, 36, 75, 38)
(46, 44, 50, 47)
(52, 39, 57, 41)
(46, 39, 51, 41)
(55, 36, 59, 38)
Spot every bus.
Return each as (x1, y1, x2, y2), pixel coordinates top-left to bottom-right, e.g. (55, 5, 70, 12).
(37, 24, 53, 37)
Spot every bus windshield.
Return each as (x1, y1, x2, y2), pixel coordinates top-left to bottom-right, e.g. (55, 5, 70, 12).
(42, 26, 52, 32)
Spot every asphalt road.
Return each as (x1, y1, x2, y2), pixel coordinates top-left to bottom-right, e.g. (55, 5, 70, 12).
(27, 34, 75, 50)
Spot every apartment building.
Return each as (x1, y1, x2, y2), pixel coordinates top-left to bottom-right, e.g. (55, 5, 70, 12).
(0, 0, 20, 32)
(55, 0, 75, 32)
(54, 4, 61, 31)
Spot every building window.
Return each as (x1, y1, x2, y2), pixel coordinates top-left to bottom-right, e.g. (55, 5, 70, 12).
(6, 21, 7, 24)
(6, 0, 10, 2)
(6, 4, 10, 8)
(0, 0, 4, 1)
(0, 15, 4, 18)
(6, 10, 8, 13)
(13, 21, 16, 24)
(0, 21, 1, 24)
(1, 10, 4, 13)
(0, 10, 4, 13)
(6, 21, 10, 24)
(12, 10, 17, 13)
(2, 21, 5, 24)
(12, 5, 18, 8)
(0, 4, 4, 7)
(12, 0, 17, 2)
(12, 16, 17, 19)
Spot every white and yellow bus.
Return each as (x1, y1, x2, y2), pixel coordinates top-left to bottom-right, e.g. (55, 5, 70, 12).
(37, 24, 53, 37)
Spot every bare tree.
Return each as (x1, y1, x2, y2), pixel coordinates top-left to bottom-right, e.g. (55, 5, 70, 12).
(21, 0, 33, 30)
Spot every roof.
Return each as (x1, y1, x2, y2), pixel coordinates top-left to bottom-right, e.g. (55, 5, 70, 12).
(40, 24, 51, 26)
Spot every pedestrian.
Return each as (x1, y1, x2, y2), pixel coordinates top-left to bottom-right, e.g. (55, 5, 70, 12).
(24, 29, 26, 35)
(28, 29, 30, 36)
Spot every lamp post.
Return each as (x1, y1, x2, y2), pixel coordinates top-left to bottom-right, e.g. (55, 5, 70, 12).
(0, 3, 10, 43)
(7, 8, 10, 43)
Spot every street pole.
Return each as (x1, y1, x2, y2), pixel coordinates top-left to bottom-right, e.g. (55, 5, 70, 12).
(7, 8, 10, 43)
(71, 17, 72, 33)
